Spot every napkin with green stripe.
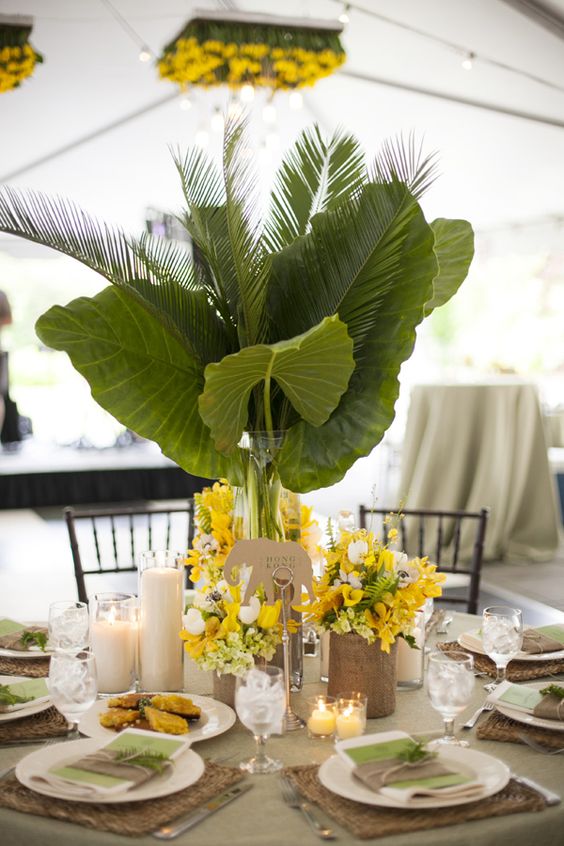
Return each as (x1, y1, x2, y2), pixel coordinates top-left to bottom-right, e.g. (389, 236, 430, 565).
(0, 618, 48, 652)
(521, 625, 564, 655)
(0, 678, 49, 712)
(489, 680, 564, 721)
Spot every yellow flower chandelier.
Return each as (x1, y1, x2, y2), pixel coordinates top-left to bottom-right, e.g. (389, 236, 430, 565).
(158, 11, 346, 93)
(0, 15, 43, 95)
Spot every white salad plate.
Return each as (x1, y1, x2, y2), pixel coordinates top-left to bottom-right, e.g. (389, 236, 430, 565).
(457, 630, 564, 663)
(319, 745, 510, 809)
(494, 681, 564, 733)
(16, 737, 205, 804)
(0, 675, 51, 723)
(78, 694, 236, 743)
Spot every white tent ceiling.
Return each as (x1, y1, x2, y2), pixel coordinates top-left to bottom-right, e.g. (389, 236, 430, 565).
(2, 0, 564, 253)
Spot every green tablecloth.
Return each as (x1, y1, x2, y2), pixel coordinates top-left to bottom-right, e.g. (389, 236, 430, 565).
(398, 382, 560, 562)
(2, 613, 563, 846)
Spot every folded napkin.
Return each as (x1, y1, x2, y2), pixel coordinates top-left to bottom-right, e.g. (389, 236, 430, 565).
(31, 729, 190, 799)
(353, 756, 483, 801)
(488, 680, 564, 722)
(0, 619, 48, 652)
(521, 625, 564, 655)
(0, 678, 49, 712)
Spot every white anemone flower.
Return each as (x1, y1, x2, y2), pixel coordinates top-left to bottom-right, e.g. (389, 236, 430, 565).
(183, 607, 206, 635)
(347, 539, 368, 565)
(238, 595, 261, 625)
(392, 552, 420, 586)
(194, 533, 220, 554)
(334, 569, 363, 590)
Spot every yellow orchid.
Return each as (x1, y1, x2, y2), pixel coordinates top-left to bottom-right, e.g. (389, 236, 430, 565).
(257, 600, 281, 629)
(220, 602, 241, 635)
(341, 584, 363, 606)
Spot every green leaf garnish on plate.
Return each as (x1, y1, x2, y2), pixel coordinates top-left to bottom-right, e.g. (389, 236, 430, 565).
(540, 684, 564, 700)
(114, 748, 172, 774)
(0, 684, 33, 707)
(397, 739, 436, 764)
(21, 630, 48, 652)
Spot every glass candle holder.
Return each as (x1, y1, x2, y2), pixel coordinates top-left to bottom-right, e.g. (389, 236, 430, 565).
(90, 592, 136, 695)
(396, 610, 425, 690)
(335, 692, 367, 740)
(307, 695, 336, 739)
(138, 550, 184, 691)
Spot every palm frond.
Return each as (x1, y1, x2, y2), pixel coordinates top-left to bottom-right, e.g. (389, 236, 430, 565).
(222, 115, 269, 346)
(172, 145, 225, 210)
(0, 186, 146, 285)
(132, 234, 199, 291)
(370, 133, 438, 200)
(264, 124, 366, 253)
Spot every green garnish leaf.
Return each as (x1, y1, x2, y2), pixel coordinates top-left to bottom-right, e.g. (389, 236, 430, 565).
(397, 740, 435, 764)
(540, 684, 564, 700)
(137, 697, 153, 719)
(400, 633, 418, 650)
(21, 630, 48, 652)
(114, 747, 172, 774)
(0, 684, 33, 707)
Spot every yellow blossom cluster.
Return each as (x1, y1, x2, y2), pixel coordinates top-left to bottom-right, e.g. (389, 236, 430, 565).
(158, 36, 345, 91)
(0, 42, 42, 94)
(299, 527, 445, 652)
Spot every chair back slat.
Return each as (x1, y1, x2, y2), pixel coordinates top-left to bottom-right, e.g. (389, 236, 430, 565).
(91, 517, 102, 571)
(129, 514, 135, 567)
(452, 517, 462, 569)
(110, 516, 118, 568)
(436, 516, 443, 565)
(418, 516, 425, 558)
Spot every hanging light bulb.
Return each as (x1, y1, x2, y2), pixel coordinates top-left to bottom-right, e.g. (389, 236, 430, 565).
(195, 128, 209, 148)
(289, 90, 303, 110)
(138, 45, 152, 63)
(461, 52, 475, 71)
(211, 108, 225, 133)
(240, 83, 255, 103)
(262, 102, 277, 124)
(179, 95, 192, 111)
(338, 4, 350, 24)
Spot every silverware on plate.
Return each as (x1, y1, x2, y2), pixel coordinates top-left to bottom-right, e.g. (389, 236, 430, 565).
(279, 774, 335, 840)
(152, 782, 253, 840)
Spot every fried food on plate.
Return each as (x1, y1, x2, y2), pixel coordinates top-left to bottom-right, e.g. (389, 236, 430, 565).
(99, 708, 140, 728)
(98, 692, 202, 734)
(150, 694, 201, 720)
(144, 705, 189, 735)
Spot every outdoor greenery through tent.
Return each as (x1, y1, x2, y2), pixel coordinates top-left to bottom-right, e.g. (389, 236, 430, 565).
(0, 117, 474, 492)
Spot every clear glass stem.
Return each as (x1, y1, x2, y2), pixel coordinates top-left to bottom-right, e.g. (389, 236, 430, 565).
(495, 664, 507, 685)
(443, 717, 455, 741)
(254, 734, 268, 766)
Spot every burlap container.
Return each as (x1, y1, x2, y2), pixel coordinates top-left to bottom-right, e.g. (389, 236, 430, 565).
(327, 632, 397, 718)
(212, 672, 236, 708)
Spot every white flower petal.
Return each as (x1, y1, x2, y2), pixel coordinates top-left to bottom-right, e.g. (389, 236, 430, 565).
(183, 607, 206, 635)
(348, 539, 368, 565)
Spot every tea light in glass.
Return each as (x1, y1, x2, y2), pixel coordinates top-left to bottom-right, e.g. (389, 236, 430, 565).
(307, 695, 336, 739)
(335, 692, 367, 740)
(90, 592, 136, 695)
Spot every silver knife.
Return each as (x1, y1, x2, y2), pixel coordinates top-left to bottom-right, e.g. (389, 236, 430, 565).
(512, 774, 561, 806)
(152, 782, 253, 840)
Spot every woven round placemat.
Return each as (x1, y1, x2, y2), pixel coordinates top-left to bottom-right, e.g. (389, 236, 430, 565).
(0, 656, 50, 678)
(477, 709, 564, 749)
(284, 765, 546, 840)
(437, 641, 564, 680)
(0, 706, 68, 742)
(0, 762, 244, 836)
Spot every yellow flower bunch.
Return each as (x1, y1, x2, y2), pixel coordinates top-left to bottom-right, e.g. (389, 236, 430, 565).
(0, 41, 42, 94)
(300, 526, 445, 652)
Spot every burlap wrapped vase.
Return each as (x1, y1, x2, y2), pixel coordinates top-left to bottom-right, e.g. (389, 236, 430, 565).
(212, 672, 236, 708)
(327, 632, 397, 718)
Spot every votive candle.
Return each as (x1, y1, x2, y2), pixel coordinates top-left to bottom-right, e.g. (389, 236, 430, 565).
(307, 695, 336, 738)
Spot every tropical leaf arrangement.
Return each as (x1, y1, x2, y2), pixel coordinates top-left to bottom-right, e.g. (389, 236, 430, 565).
(0, 117, 474, 494)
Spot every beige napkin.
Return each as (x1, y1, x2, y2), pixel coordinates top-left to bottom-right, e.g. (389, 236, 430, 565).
(0, 626, 48, 652)
(533, 693, 564, 721)
(521, 628, 563, 654)
(354, 757, 454, 792)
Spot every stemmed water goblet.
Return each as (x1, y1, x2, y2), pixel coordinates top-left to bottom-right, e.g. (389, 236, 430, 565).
(481, 606, 523, 692)
(235, 666, 285, 774)
(427, 650, 474, 746)
(48, 600, 89, 653)
(47, 651, 98, 738)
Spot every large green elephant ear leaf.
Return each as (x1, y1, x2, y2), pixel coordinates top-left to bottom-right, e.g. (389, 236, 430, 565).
(35, 286, 241, 481)
(199, 315, 354, 454)
(424, 218, 474, 315)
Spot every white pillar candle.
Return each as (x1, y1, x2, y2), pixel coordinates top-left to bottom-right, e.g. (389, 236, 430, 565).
(91, 617, 135, 694)
(335, 706, 364, 739)
(139, 566, 184, 691)
(396, 611, 425, 686)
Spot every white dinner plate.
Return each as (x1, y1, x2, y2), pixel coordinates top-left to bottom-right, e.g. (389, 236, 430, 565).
(0, 675, 52, 723)
(494, 681, 564, 733)
(457, 630, 564, 663)
(318, 746, 510, 809)
(16, 737, 205, 804)
(78, 694, 235, 743)
(0, 620, 54, 659)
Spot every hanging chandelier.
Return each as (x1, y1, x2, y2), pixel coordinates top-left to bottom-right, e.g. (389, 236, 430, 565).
(0, 15, 43, 95)
(157, 10, 346, 93)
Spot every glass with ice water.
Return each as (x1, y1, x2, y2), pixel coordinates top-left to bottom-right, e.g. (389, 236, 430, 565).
(482, 606, 523, 691)
(48, 600, 89, 652)
(48, 651, 97, 736)
(235, 666, 285, 774)
(427, 650, 474, 745)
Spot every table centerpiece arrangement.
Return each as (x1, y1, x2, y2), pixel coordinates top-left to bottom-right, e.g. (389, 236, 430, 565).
(300, 520, 445, 717)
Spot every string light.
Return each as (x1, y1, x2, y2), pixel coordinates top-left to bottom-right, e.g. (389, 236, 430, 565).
(138, 45, 152, 63)
(262, 103, 277, 124)
(338, 4, 350, 24)
(179, 95, 192, 111)
(240, 83, 255, 103)
(289, 90, 303, 110)
(461, 51, 475, 71)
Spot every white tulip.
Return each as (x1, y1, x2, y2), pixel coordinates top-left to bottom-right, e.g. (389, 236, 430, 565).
(183, 607, 206, 635)
(238, 595, 261, 625)
(347, 539, 368, 565)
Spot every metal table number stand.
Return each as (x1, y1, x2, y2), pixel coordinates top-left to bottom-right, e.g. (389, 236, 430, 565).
(272, 564, 305, 731)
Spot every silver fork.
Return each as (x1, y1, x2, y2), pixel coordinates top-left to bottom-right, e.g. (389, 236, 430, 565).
(518, 734, 564, 755)
(462, 700, 495, 730)
(279, 775, 336, 840)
